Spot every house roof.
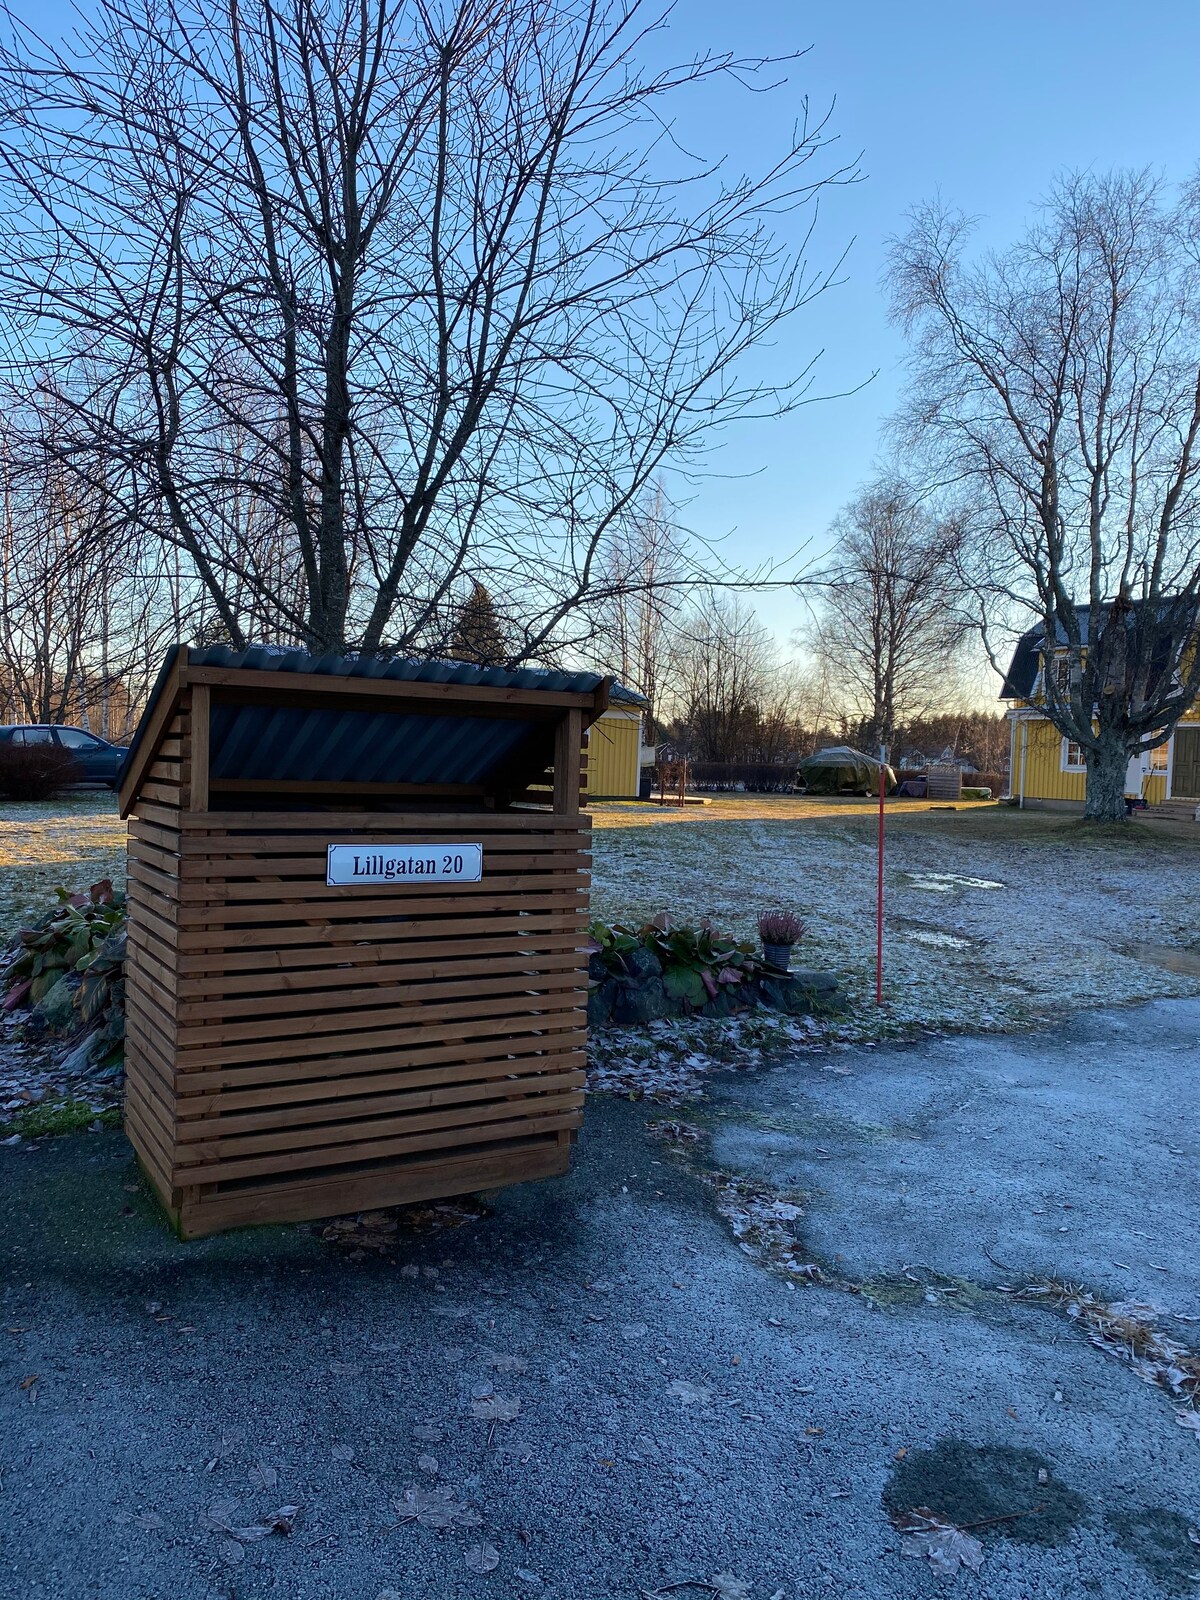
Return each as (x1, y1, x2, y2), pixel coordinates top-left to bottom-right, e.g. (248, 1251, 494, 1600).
(119, 644, 636, 812)
(998, 599, 1197, 701)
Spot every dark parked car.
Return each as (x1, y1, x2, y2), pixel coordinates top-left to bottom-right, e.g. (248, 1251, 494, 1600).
(0, 725, 127, 787)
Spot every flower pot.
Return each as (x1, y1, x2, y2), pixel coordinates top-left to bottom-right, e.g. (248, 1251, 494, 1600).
(762, 940, 793, 972)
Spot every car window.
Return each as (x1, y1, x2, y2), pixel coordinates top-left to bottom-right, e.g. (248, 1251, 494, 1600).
(55, 728, 103, 750)
(18, 728, 54, 744)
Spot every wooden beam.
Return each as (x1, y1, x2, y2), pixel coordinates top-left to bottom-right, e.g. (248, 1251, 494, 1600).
(118, 645, 189, 817)
(207, 778, 486, 798)
(554, 709, 583, 813)
(189, 685, 210, 813)
(187, 664, 599, 712)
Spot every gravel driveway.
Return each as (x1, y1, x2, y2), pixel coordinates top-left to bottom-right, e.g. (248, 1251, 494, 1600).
(2, 999, 1199, 1599)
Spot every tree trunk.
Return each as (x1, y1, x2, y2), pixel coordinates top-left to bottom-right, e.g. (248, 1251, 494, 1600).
(1083, 733, 1130, 821)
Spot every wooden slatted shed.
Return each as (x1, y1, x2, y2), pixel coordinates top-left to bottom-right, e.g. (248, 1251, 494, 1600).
(117, 645, 611, 1239)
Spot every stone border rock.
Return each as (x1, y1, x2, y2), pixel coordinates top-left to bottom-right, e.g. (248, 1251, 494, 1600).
(587, 948, 843, 1029)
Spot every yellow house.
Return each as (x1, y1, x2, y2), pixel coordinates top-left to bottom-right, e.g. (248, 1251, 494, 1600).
(1002, 615, 1187, 809)
(583, 684, 649, 799)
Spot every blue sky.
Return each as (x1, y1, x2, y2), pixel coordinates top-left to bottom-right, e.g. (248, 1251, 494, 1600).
(659, 0, 1200, 673)
(22, 0, 1200, 692)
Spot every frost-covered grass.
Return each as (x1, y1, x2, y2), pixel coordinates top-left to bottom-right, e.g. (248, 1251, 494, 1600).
(589, 797, 1200, 1037)
(0, 792, 125, 936)
(3, 791, 1199, 1042)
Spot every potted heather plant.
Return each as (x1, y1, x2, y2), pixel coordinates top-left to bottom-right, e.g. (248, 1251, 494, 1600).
(758, 909, 807, 973)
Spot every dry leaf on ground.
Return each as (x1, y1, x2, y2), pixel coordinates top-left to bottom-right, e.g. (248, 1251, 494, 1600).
(487, 1353, 529, 1373)
(418, 1453, 439, 1474)
(666, 1379, 712, 1407)
(394, 1486, 483, 1530)
(114, 1510, 164, 1531)
(465, 1543, 501, 1573)
(471, 1392, 521, 1421)
(248, 1461, 278, 1492)
(711, 1574, 751, 1599)
(894, 1507, 985, 1577)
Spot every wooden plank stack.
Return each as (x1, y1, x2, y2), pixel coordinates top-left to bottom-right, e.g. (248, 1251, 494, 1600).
(119, 649, 607, 1239)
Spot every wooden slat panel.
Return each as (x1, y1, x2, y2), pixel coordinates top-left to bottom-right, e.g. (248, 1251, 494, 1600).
(174, 870, 590, 905)
(174, 889, 587, 927)
(176, 938, 584, 994)
(176, 910, 584, 957)
(175, 993, 586, 1065)
(176, 1138, 569, 1237)
(175, 965, 585, 1023)
(176, 1066, 585, 1143)
(179, 808, 589, 831)
(174, 1105, 582, 1185)
(177, 1047, 587, 1118)
(181, 849, 591, 880)
(124, 768, 592, 1235)
(177, 1027, 586, 1096)
(138, 781, 182, 807)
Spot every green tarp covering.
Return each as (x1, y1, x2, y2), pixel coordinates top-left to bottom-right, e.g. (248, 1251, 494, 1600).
(796, 745, 897, 796)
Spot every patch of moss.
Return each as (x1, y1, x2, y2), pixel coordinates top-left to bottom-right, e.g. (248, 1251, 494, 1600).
(1108, 1507, 1200, 1594)
(884, 1439, 1087, 1547)
(4, 1098, 120, 1139)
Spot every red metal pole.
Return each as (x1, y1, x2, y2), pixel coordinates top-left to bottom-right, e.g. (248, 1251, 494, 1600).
(876, 743, 885, 1005)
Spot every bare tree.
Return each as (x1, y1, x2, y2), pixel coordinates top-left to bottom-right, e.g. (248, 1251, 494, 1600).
(889, 170, 1200, 820)
(805, 477, 970, 750)
(663, 592, 793, 762)
(592, 481, 687, 737)
(0, 0, 855, 659)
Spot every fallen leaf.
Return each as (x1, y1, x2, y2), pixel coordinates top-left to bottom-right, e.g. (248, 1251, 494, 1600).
(487, 1353, 529, 1373)
(712, 1574, 751, 1600)
(413, 1424, 445, 1443)
(465, 1542, 500, 1573)
(331, 1444, 355, 1462)
(248, 1461, 278, 1492)
(418, 1453, 439, 1474)
(894, 1507, 985, 1577)
(18, 1374, 38, 1390)
(1175, 1411, 1200, 1439)
(114, 1510, 164, 1530)
(666, 1379, 711, 1407)
(471, 1393, 521, 1422)
(394, 1486, 483, 1530)
(620, 1322, 648, 1340)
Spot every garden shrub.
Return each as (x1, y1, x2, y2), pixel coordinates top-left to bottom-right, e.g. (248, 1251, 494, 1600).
(0, 742, 81, 800)
(2, 881, 127, 1078)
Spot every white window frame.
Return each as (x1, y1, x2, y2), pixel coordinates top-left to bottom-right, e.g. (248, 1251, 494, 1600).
(1061, 736, 1086, 773)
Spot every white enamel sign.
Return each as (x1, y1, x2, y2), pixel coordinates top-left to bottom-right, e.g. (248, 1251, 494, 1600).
(326, 843, 483, 886)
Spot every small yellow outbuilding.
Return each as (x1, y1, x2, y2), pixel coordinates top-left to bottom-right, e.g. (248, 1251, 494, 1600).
(583, 686, 649, 799)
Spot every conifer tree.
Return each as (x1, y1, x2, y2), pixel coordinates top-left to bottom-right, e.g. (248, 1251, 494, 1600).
(449, 582, 508, 666)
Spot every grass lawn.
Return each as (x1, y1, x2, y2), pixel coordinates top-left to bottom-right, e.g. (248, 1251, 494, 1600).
(3, 790, 1199, 1036)
(589, 795, 1200, 1032)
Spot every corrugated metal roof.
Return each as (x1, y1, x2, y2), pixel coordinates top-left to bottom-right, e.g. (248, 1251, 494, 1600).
(209, 701, 545, 787)
(121, 644, 644, 795)
(190, 643, 612, 694)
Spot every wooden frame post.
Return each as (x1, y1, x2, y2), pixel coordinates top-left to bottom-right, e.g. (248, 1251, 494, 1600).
(189, 685, 211, 813)
(554, 708, 583, 813)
